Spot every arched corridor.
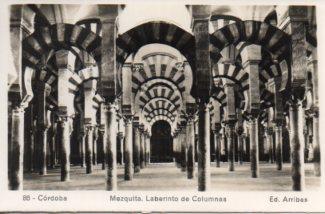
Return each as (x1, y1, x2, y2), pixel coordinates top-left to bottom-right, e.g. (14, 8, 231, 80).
(7, 4, 321, 192)
(150, 121, 173, 163)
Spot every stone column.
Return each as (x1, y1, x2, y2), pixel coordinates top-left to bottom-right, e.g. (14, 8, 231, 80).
(98, 125, 105, 170)
(225, 122, 235, 171)
(249, 117, 259, 178)
(139, 126, 145, 169)
(133, 124, 141, 173)
(187, 118, 195, 178)
(8, 107, 25, 190)
(79, 131, 86, 168)
(309, 51, 320, 176)
(241, 44, 261, 178)
(237, 133, 243, 165)
(117, 132, 124, 165)
(36, 82, 51, 175)
(124, 117, 133, 180)
(289, 100, 305, 190)
(282, 6, 309, 190)
(85, 124, 94, 174)
(24, 104, 34, 172)
(57, 113, 70, 182)
(197, 100, 211, 191)
(176, 133, 181, 168)
(93, 126, 98, 165)
(104, 103, 118, 190)
(214, 129, 221, 167)
(145, 132, 151, 165)
(221, 127, 226, 157)
(180, 127, 187, 172)
(49, 116, 56, 169)
(274, 124, 283, 170)
(312, 112, 320, 176)
(266, 128, 274, 164)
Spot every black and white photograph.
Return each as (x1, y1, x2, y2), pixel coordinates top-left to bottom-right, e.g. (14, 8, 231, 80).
(2, 0, 325, 212)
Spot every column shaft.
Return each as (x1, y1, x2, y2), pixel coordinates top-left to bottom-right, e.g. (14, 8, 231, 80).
(105, 103, 118, 190)
(181, 129, 187, 172)
(215, 132, 221, 167)
(134, 127, 141, 173)
(313, 115, 320, 176)
(250, 118, 259, 178)
(93, 132, 98, 165)
(187, 120, 195, 179)
(238, 135, 243, 165)
(38, 127, 48, 175)
(58, 117, 70, 181)
(267, 132, 274, 163)
(124, 119, 133, 180)
(140, 131, 145, 169)
(226, 124, 235, 171)
(85, 126, 94, 174)
(275, 126, 283, 170)
(80, 134, 86, 167)
(9, 107, 24, 190)
(198, 102, 211, 191)
(289, 101, 305, 191)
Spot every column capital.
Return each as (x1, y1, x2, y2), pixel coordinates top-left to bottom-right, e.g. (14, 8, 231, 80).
(123, 115, 134, 125)
(84, 124, 94, 133)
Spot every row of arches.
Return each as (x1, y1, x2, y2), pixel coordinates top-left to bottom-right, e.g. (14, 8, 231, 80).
(8, 5, 319, 192)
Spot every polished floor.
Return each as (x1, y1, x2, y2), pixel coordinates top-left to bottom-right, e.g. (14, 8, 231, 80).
(23, 162, 320, 191)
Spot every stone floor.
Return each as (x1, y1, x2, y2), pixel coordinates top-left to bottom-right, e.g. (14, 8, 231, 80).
(23, 162, 320, 191)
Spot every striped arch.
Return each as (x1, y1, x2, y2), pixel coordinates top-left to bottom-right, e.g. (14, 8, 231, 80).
(22, 23, 102, 68)
(149, 116, 175, 130)
(141, 97, 178, 116)
(132, 54, 186, 94)
(116, 21, 195, 70)
(260, 88, 274, 109)
(210, 85, 227, 107)
(144, 108, 177, 123)
(210, 20, 290, 61)
(137, 84, 182, 112)
(213, 63, 248, 90)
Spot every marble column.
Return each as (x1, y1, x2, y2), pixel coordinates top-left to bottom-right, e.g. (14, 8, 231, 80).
(49, 118, 56, 169)
(289, 100, 305, 190)
(214, 130, 221, 167)
(133, 125, 141, 173)
(309, 51, 320, 176)
(104, 103, 118, 190)
(250, 117, 259, 178)
(225, 123, 235, 171)
(275, 124, 283, 170)
(124, 117, 133, 180)
(79, 131, 86, 168)
(180, 127, 187, 172)
(284, 6, 309, 191)
(198, 101, 211, 191)
(37, 124, 49, 175)
(176, 133, 181, 168)
(237, 134, 243, 165)
(266, 128, 274, 164)
(145, 132, 150, 165)
(140, 127, 145, 169)
(93, 126, 98, 165)
(8, 107, 25, 190)
(36, 82, 51, 175)
(98, 125, 105, 170)
(313, 112, 320, 176)
(85, 124, 94, 174)
(57, 114, 70, 182)
(187, 118, 195, 179)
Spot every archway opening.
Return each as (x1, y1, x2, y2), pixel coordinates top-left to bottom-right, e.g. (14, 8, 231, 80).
(150, 120, 173, 163)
